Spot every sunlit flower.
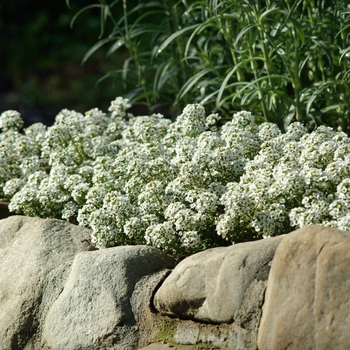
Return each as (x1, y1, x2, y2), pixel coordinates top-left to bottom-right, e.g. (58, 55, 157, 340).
(2, 98, 350, 258)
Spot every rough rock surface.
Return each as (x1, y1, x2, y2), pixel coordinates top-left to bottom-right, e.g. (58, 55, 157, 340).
(154, 236, 284, 349)
(0, 216, 175, 350)
(258, 225, 350, 350)
(0, 215, 94, 350)
(4, 214, 349, 350)
(139, 344, 197, 350)
(42, 245, 175, 350)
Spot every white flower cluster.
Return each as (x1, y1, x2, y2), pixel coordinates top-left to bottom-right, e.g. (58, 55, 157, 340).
(0, 110, 47, 199)
(218, 123, 350, 241)
(0, 110, 24, 131)
(75, 103, 257, 254)
(2, 99, 350, 258)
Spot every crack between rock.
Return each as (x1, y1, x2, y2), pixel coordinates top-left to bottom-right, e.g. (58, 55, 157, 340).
(314, 241, 327, 348)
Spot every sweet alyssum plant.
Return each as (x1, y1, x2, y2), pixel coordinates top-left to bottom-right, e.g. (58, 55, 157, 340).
(1, 98, 350, 258)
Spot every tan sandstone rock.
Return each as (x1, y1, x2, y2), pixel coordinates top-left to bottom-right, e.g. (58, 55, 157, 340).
(258, 225, 350, 350)
(154, 235, 284, 350)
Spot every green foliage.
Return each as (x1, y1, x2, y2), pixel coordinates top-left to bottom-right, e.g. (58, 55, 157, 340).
(68, 0, 350, 132)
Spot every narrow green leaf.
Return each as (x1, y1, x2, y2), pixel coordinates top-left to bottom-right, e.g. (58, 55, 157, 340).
(211, 81, 248, 107)
(216, 67, 238, 108)
(339, 46, 350, 64)
(241, 89, 259, 105)
(127, 26, 162, 39)
(184, 18, 218, 59)
(107, 39, 124, 56)
(288, 17, 306, 46)
(260, 5, 279, 21)
(176, 67, 216, 102)
(306, 81, 334, 115)
(99, 6, 109, 39)
(153, 61, 178, 93)
(200, 90, 220, 105)
(310, 37, 334, 65)
(284, 104, 296, 128)
(82, 37, 115, 64)
(298, 56, 309, 76)
(321, 104, 341, 113)
(216, 57, 264, 108)
(109, 0, 120, 8)
(233, 75, 291, 103)
(132, 10, 167, 26)
(70, 4, 104, 29)
(282, 0, 303, 27)
(122, 56, 134, 82)
(95, 73, 113, 88)
(157, 24, 200, 55)
(234, 24, 256, 46)
(124, 87, 146, 104)
(127, 1, 165, 16)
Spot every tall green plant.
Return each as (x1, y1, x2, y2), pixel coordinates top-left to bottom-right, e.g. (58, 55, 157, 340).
(67, 0, 350, 132)
(67, 0, 190, 116)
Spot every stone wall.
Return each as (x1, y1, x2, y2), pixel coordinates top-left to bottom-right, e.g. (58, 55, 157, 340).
(0, 215, 348, 350)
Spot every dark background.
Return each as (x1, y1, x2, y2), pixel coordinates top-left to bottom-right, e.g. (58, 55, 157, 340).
(0, 0, 127, 126)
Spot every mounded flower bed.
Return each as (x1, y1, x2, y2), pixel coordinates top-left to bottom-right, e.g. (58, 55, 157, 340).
(1, 98, 350, 258)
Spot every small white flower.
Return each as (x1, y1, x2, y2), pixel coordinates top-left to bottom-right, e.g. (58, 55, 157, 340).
(0, 110, 23, 131)
(3, 99, 350, 258)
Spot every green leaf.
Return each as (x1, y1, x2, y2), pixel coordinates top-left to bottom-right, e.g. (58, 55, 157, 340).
(234, 24, 257, 47)
(233, 75, 291, 103)
(156, 24, 200, 55)
(126, 1, 165, 17)
(339, 46, 350, 64)
(70, 4, 104, 29)
(321, 104, 341, 113)
(306, 81, 335, 115)
(216, 57, 264, 108)
(241, 89, 259, 105)
(200, 90, 220, 105)
(107, 39, 125, 56)
(288, 17, 306, 47)
(132, 9, 167, 26)
(153, 61, 178, 93)
(259, 5, 279, 21)
(282, 0, 303, 28)
(82, 37, 115, 65)
(184, 18, 219, 59)
(99, 6, 106, 39)
(122, 56, 134, 82)
(176, 67, 217, 103)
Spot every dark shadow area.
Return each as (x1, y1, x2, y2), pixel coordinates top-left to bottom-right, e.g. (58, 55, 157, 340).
(0, 0, 126, 126)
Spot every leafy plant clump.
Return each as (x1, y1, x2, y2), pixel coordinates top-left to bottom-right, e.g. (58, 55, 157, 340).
(68, 0, 350, 132)
(1, 99, 350, 258)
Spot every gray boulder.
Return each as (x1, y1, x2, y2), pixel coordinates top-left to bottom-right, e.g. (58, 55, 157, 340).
(258, 225, 350, 350)
(0, 216, 176, 350)
(153, 236, 284, 350)
(8, 214, 349, 350)
(42, 245, 175, 350)
(0, 215, 94, 350)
